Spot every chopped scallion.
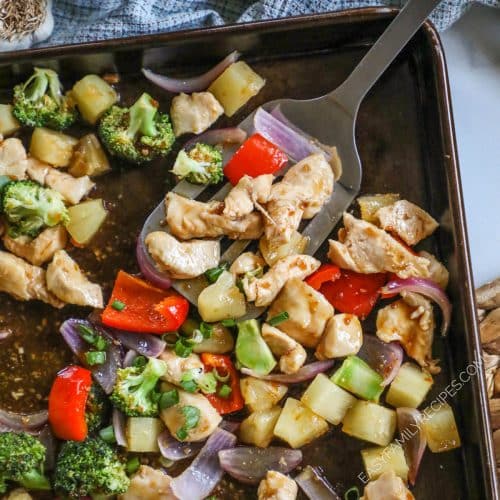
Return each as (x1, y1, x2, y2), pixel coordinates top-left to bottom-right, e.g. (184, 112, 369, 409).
(126, 456, 140, 475)
(94, 335, 108, 352)
(212, 368, 230, 383)
(78, 324, 96, 344)
(175, 405, 200, 440)
(132, 355, 147, 368)
(175, 338, 193, 358)
(111, 299, 126, 311)
(199, 321, 213, 339)
(218, 384, 232, 399)
(159, 389, 179, 409)
(204, 262, 229, 284)
(268, 311, 289, 326)
(99, 425, 116, 443)
(85, 350, 107, 366)
(221, 319, 236, 327)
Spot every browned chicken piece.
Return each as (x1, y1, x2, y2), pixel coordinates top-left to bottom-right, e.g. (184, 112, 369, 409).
(46, 250, 103, 308)
(483, 351, 500, 398)
(481, 308, 500, 348)
(315, 313, 363, 360)
(223, 174, 274, 218)
(265, 153, 334, 243)
(376, 297, 440, 374)
(119, 465, 176, 500)
(328, 213, 430, 279)
(419, 250, 449, 289)
(375, 199, 439, 246)
(3, 225, 68, 266)
(0, 250, 63, 308)
(266, 277, 333, 347)
(476, 277, 500, 310)
(262, 323, 307, 374)
(170, 92, 224, 137)
(26, 157, 95, 205)
(145, 231, 220, 279)
(165, 192, 263, 240)
(0, 138, 27, 179)
(258, 471, 298, 500)
(230, 251, 266, 276)
(158, 349, 204, 387)
(361, 471, 415, 500)
(243, 255, 320, 308)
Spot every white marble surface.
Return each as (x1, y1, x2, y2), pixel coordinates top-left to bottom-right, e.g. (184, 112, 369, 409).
(441, 4, 500, 287)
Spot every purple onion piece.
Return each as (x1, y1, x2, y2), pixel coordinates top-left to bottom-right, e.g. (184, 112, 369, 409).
(0, 408, 48, 432)
(397, 408, 427, 486)
(142, 50, 240, 93)
(112, 409, 127, 447)
(136, 238, 172, 290)
(241, 360, 335, 384)
(112, 329, 166, 358)
(158, 430, 204, 461)
(123, 350, 137, 368)
(219, 447, 302, 485)
(357, 335, 404, 387)
(170, 428, 237, 500)
(295, 466, 342, 500)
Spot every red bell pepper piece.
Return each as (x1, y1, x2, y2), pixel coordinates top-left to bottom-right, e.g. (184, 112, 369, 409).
(305, 264, 341, 290)
(102, 271, 189, 334)
(224, 133, 288, 185)
(48, 365, 92, 441)
(200, 353, 244, 415)
(319, 269, 387, 320)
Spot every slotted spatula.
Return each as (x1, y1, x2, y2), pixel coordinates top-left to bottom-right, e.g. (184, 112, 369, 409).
(140, 0, 441, 318)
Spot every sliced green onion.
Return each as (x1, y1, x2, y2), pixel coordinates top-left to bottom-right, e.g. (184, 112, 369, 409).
(176, 427, 188, 440)
(126, 456, 140, 475)
(180, 370, 199, 393)
(94, 335, 108, 352)
(99, 425, 116, 443)
(111, 299, 126, 311)
(212, 368, 230, 383)
(199, 322, 213, 339)
(197, 372, 217, 394)
(268, 311, 289, 326)
(185, 329, 204, 345)
(218, 384, 232, 399)
(221, 319, 236, 327)
(176, 405, 200, 440)
(205, 263, 229, 284)
(344, 486, 360, 500)
(85, 350, 107, 366)
(78, 324, 96, 344)
(132, 355, 147, 368)
(159, 389, 179, 409)
(175, 338, 193, 358)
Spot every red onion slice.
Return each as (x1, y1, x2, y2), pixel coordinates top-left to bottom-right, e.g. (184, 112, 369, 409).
(219, 447, 302, 485)
(295, 466, 341, 500)
(0, 408, 48, 432)
(241, 360, 335, 384)
(183, 127, 247, 151)
(381, 277, 452, 336)
(123, 350, 137, 368)
(357, 335, 404, 386)
(158, 430, 204, 461)
(142, 50, 240, 93)
(397, 408, 427, 486)
(136, 238, 172, 290)
(170, 428, 237, 500)
(112, 329, 166, 358)
(112, 409, 127, 447)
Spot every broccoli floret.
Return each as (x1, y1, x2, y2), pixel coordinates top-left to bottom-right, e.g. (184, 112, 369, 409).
(171, 143, 223, 185)
(110, 357, 167, 417)
(0, 432, 50, 493)
(98, 92, 175, 164)
(54, 437, 129, 498)
(86, 383, 111, 433)
(12, 67, 77, 130)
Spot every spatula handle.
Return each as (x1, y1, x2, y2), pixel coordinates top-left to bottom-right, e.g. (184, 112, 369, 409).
(331, 0, 441, 116)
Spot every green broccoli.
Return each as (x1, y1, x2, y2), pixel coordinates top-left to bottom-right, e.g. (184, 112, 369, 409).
(98, 92, 175, 164)
(110, 357, 167, 417)
(1, 180, 69, 238)
(171, 143, 223, 185)
(0, 432, 50, 493)
(12, 67, 77, 130)
(54, 437, 129, 498)
(86, 383, 111, 433)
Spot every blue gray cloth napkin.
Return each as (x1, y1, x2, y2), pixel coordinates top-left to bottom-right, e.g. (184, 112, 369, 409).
(43, 0, 499, 47)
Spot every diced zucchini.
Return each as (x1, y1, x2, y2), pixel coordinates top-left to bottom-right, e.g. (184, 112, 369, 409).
(30, 127, 78, 167)
(71, 74, 118, 124)
(301, 374, 357, 425)
(240, 377, 287, 413)
(239, 406, 281, 448)
(422, 402, 461, 452)
(361, 442, 409, 481)
(66, 199, 108, 245)
(126, 417, 164, 452)
(331, 356, 384, 401)
(386, 362, 434, 409)
(358, 193, 400, 223)
(68, 133, 111, 177)
(342, 401, 396, 446)
(208, 61, 265, 117)
(0, 104, 20, 136)
(273, 397, 329, 449)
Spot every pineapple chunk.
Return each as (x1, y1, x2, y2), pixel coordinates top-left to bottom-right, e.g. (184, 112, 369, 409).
(30, 127, 78, 167)
(240, 377, 287, 413)
(126, 417, 164, 452)
(361, 443, 409, 481)
(239, 406, 281, 448)
(422, 402, 461, 452)
(66, 199, 108, 245)
(273, 398, 328, 448)
(69, 133, 111, 177)
(386, 362, 434, 409)
(0, 104, 20, 136)
(301, 374, 357, 425)
(342, 401, 396, 446)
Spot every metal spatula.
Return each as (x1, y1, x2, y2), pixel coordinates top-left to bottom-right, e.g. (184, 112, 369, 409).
(140, 0, 441, 317)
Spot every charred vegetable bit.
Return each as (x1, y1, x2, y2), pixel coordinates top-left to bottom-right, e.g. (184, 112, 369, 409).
(171, 143, 223, 185)
(0, 432, 51, 493)
(98, 92, 175, 164)
(176, 405, 201, 440)
(236, 319, 276, 375)
(12, 67, 77, 130)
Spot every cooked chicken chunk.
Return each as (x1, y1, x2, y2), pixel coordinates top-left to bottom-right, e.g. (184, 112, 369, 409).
(161, 390, 222, 442)
(158, 349, 204, 387)
(170, 92, 224, 137)
(266, 277, 333, 347)
(0, 138, 27, 179)
(3, 225, 67, 266)
(120, 465, 175, 500)
(419, 251, 449, 289)
(262, 323, 306, 374)
(376, 297, 439, 373)
(361, 471, 415, 500)
(328, 213, 430, 279)
(26, 157, 95, 204)
(166, 192, 263, 240)
(223, 174, 274, 218)
(243, 255, 320, 308)
(315, 313, 363, 360)
(0, 250, 63, 307)
(477, 277, 500, 310)
(375, 200, 438, 246)
(230, 251, 265, 276)
(46, 250, 103, 308)
(258, 471, 298, 500)
(145, 231, 220, 279)
(5, 489, 33, 500)
(265, 153, 334, 243)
